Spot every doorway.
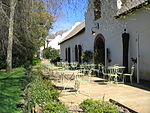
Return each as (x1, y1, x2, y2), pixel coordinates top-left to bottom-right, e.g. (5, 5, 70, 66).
(94, 34, 105, 65)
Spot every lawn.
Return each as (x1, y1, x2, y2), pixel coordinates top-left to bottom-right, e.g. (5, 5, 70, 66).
(0, 68, 28, 113)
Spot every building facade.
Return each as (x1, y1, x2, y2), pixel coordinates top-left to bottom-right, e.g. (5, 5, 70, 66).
(60, 0, 150, 81)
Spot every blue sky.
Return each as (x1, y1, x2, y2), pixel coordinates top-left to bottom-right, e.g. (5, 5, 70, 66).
(49, 0, 88, 34)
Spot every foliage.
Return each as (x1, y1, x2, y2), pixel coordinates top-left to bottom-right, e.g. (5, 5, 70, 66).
(43, 47, 60, 63)
(0, 68, 30, 113)
(0, 52, 6, 69)
(81, 50, 93, 63)
(28, 64, 68, 112)
(94, 48, 105, 64)
(43, 102, 68, 113)
(31, 0, 55, 52)
(32, 59, 41, 65)
(28, 77, 60, 107)
(80, 99, 118, 113)
(0, 0, 55, 69)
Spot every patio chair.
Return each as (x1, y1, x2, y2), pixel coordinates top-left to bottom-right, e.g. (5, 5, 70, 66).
(116, 67, 125, 83)
(123, 65, 135, 84)
(101, 66, 107, 79)
(107, 67, 119, 83)
(62, 62, 69, 70)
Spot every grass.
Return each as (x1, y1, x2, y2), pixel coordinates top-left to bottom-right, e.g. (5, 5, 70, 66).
(0, 68, 28, 113)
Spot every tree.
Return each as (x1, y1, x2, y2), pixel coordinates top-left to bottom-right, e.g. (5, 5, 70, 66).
(6, 0, 16, 73)
(43, 47, 60, 62)
(31, 0, 55, 58)
(0, 0, 87, 72)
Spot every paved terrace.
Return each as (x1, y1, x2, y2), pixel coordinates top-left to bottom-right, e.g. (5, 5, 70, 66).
(53, 76, 150, 113)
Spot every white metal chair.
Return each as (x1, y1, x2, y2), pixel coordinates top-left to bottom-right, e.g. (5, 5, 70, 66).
(101, 66, 108, 80)
(123, 65, 135, 84)
(107, 67, 119, 83)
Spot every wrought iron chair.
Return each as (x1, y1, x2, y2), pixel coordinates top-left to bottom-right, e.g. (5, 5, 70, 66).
(123, 65, 135, 84)
(101, 66, 108, 81)
(107, 67, 119, 83)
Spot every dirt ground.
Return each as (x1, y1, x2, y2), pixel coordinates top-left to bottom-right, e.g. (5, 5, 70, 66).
(53, 76, 150, 113)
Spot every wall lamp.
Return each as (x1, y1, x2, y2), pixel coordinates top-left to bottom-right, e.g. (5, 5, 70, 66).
(91, 23, 99, 35)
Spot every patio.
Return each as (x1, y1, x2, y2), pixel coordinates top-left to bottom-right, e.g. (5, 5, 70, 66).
(53, 76, 150, 113)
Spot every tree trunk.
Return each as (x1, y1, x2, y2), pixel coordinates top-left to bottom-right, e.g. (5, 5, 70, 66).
(6, 0, 16, 73)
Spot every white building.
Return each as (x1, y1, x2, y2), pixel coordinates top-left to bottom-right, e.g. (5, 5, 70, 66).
(60, 0, 150, 82)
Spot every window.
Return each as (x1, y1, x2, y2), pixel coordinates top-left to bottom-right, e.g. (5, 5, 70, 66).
(65, 48, 68, 61)
(78, 45, 82, 63)
(94, 0, 101, 20)
(74, 45, 82, 63)
(75, 45, 78, 62)
(68, 47, 71, 63)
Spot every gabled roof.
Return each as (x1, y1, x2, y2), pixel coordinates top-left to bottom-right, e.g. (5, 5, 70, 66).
(116, 0, 150, 18)
(59, 22, 85, 44)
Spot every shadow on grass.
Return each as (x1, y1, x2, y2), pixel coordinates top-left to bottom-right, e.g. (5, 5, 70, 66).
(0, 68, 29, 113)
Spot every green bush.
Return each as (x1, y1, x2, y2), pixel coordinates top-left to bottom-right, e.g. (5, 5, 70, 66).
(0, 50, 36, 69)
(28, 77, 60, 108)
(32, 59, 41, 65)
(81, 50, 93, 63)
(43, 102, 68, 113)
(43, 47, 60, 64)
(80, 99, 118, 113)
(28, 66, 68, 112)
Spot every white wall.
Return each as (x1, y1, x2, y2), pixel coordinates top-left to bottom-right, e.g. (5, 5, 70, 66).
(60, 0, 150, 81)
(124, 7, 150, 81)
(85, 0, 150, 81)
(60, 30, 93, 62)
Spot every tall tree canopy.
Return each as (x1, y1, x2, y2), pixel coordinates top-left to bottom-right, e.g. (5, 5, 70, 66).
(0, 0, 88, 70)
(0, 0, 55, 69)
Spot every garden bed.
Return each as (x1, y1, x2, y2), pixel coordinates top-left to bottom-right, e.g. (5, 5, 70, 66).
(109, 99, 138, 113)
(67, 99, 138, 113)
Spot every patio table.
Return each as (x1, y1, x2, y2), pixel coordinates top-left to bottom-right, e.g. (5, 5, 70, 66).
(107, 66, 125, 69)
(49, 67, 63, 76)
(107, 66, 125, 83)
(57, 70, 81, 90)
(50, 67, 62, 70)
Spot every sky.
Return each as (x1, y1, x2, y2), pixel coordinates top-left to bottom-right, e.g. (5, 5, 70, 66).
(49, 0, 88, 34)
(48, 22, 81, 49)
(47, 0, 123, 34)
(44, 0, 123, 49)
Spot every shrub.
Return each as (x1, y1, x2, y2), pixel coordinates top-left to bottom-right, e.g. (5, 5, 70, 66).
(43, 102, 68, 113)
(81, 50, 93, 63)
(28, 77, 60, 108)
(80, 99, 118, 113)
(32, 59, 41, 65)
(43, 47, 60, 64)
(28, 66, 68, 112)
